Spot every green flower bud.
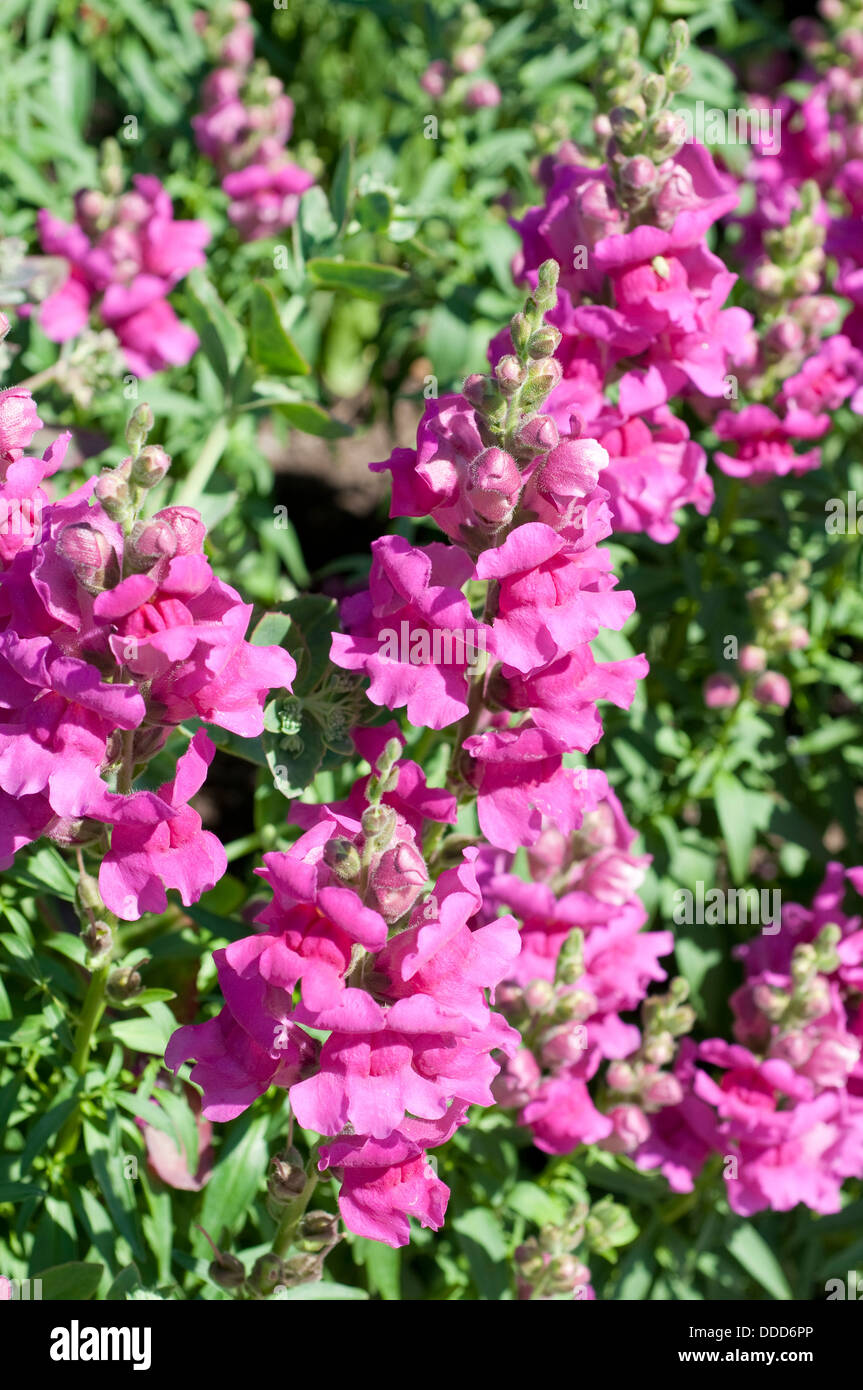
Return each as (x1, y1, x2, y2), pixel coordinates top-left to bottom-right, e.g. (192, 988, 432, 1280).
(106, 966, 142, 1002)
(209, 1253, 246, 1291)
(322, 838, 362, 881)
(248, 1253, 286, 1296)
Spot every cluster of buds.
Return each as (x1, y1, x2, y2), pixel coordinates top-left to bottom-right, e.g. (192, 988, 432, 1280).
(593, 21, 694, 215)
(194, 0, 254, 68)
(210, 1147, 342, 1300)
(601, 978, 696, 1153)
(744, 295, 840, 403)
(753, 182, 827, 302)
(705, 561, 810, 712)
(320, 739, 430, 929)
(52, 329, 126, 410)
(514, 1203, 591, 1300)
(744, 559, 810, 705)
(498, 929, 594, 1078)
(419, 3, 500, 110)
(464, 261, 563, 463)
(792, 2, 863, 82)
(753, 925, 843, 1034)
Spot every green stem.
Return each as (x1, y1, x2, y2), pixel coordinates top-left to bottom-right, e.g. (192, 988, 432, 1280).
(172, 416, 231, 508)
(272, 1169, 319, 1258)
(55, 963, 111, 1158)
(13, 362, 62, 394)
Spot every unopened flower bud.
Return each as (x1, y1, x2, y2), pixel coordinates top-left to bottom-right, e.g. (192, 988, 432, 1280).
(515, 414, 559, 455)
(496, 354, 526, 394)
(95, 465, 133, 522)
(125, 518, 178, 573)
(523, 979, 555, 1014)
(753, 671, 792, 709)
(57, 523, 114, 594)
(640, 73, 666, 110)
(522, 356, 562, 405)
(150, 505, 207, 555)
(298, 1210, 340, 1252)
(268, 1149, 307, 1203)
(75, 871, 103, 914)
(642, 1031, 675, 1065)
(703, 673, 739, 708)
(106, 966, 142, 1001)
(209, 1253, 246, 1290)
(752, 983, 789, 1020)
(738, 643, 767, 674)
(527, 326, 561, 359)
(753, 261, 785, 296)
(125, 403, 154, 453)
(368, 839, 427, 921)
(667, 63, 691, 92)
(248, 1253, 286, 1296)
(130, 445, 171, 488)
(467, 446, 522, 523)
(601, 1103, 651, 1154)
(360, 803, 397, 845)
(322, 838, 362, 881)
(620, 155, 657, 196)
(642, 1072, 683, 1109)
(509, 313, 531, 354)
(83, 919, 113, 965)
(606, 1061, 637, 1093)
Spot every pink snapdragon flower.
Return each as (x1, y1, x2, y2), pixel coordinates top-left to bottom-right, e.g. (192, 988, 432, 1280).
(330, 535, 485, 731)
(96, 731, 227, 919)
(36, 177, 209, 375)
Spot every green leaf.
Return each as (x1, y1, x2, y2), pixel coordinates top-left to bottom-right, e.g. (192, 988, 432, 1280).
(275, 1281, 370, 1301)
(275, 401, 352, 438)
(5, 844, 77, 900)
(726, 1223, 792, 1300)
(184, 271, 245, 388)
(354, 1237, 400, 1300)
(713, 771, 772, 884)
(250, 612, 294, 649)
(249, 283, 309, 376)
(108, 1016, 172, 1056)
(105, 1265, 141, 1301)
(36, 1261, 104, 1301)
(507, 1182, 566, 1228)
(0, 1181, 47, 1203)
(308, 258, 410, 300)
(20, 1093, 80, 1174)
(197, 1113, 269, 1245)
(452, 1208, 509, 1300)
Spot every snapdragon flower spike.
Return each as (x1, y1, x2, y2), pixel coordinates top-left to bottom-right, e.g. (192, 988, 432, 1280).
(168, 844, 520, 1246)
(193, 4, 313, 239)
(170, 265, 648, 1253)
(0, 400, 295, 917)
(637, 866, 863, 1211)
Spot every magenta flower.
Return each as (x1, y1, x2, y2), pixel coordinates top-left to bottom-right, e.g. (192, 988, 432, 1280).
(463, 726, 609, 851)
(0, 388, 42, 470)
(222, 161, 315, 241)
(331, 534, 485, 730)
(36, 177, 210, 376)
(476, 522, 634, 674)
(97, 731, 227, 919)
